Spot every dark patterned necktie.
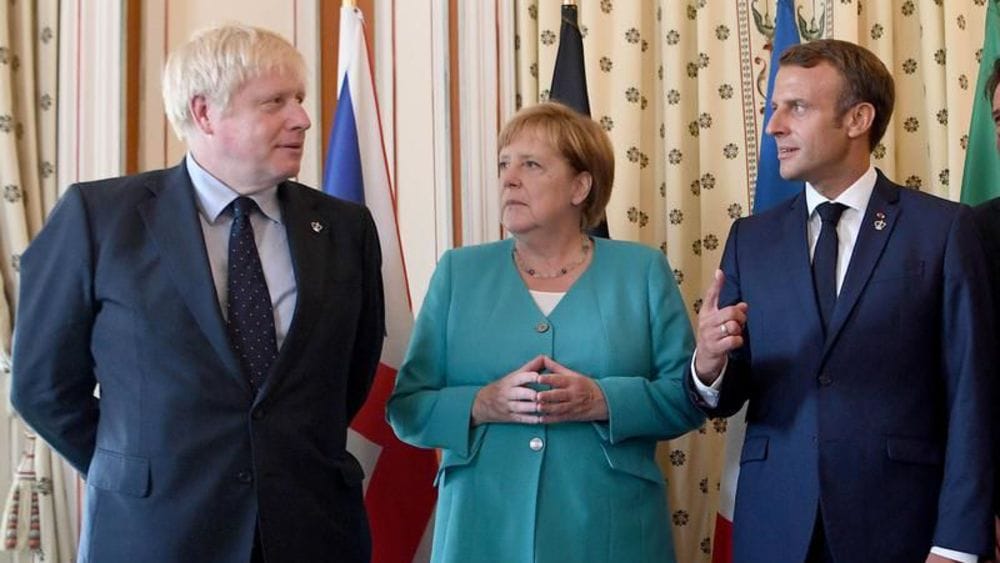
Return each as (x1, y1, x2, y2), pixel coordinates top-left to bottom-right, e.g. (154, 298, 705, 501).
(812, 202, 848, 331)
(227, 197, 278, 392)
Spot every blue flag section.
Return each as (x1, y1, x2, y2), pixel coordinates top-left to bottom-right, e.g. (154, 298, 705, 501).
(324, 79, 364, 203)
(753, 0, 803, 213)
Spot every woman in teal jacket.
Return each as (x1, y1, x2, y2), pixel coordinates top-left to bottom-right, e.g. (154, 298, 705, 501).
(388, 102, 705, 563)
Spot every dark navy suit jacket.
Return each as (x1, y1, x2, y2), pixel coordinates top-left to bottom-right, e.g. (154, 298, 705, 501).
(689, 172, 994, 562)
(973, 196, 1000, 518)
(11, 162, 384, 562)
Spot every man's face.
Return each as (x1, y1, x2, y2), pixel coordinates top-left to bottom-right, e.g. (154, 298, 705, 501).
(992, 84, 1000, 154)
(199, 70, 310, 192)
(765, 62, 858, 198)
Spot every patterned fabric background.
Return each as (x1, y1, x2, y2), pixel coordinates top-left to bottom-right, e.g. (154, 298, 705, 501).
(0, 0, 75, 561)
(515, 0, 989, 560)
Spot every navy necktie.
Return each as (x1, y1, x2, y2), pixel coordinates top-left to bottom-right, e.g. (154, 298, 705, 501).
(227, 197, 278, 392)
(812, 202, 847, 331)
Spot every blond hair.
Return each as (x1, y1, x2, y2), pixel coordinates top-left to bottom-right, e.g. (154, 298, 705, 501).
(162, 24, 306, 140)
(498, 102, 614, 230)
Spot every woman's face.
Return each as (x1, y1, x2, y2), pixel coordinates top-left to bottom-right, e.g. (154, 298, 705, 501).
(498, 131, 591, 236)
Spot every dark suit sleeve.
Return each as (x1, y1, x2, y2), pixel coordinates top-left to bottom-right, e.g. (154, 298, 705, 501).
(345, 208, 385, 421)
(971, 202, 1000, 519)
(934, 205, 995, 551)
(686, 218, 754, 418)
(11, 186, 99, 474)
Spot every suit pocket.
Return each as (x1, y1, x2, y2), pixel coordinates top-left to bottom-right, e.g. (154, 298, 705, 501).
(885, 436, 943, 465)
(87, 448, 150, 497)
(600, 441, 663, 484)
(740, 435, 769, 465)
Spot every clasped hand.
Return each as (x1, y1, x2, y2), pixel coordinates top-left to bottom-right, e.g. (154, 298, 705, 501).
(471, 355, 608, 425)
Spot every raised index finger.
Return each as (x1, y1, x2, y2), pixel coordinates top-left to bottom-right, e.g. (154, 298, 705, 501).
(702, 269, 726, 313)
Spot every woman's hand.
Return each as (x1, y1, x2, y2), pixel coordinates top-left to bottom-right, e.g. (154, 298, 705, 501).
(535, 357, 608, 423)
(471, 355, 545, 425)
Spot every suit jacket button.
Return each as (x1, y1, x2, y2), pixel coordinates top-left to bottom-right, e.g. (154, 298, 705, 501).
(818, 374, 832, 386)
(535, 322, 550, 333)
(237, 470, 253, 484)
(529, 437, 544, 451)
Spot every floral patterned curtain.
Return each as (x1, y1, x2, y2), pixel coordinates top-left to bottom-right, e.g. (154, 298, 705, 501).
(515, 0, 988, 560)
(0, 0, 75, 561)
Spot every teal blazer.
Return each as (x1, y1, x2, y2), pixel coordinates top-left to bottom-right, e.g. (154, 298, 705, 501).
(388, 238, 704, 563)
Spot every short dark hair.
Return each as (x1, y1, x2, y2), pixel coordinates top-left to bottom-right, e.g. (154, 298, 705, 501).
(779, 39, 895, 151)
(986, 58, 1000, 107)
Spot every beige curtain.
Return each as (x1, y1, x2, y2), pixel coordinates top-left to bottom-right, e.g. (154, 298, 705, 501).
(515, 0, 988, 560)
(0, 0, 75, 561)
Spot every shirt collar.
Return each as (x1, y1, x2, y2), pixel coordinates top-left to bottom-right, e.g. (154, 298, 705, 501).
(185, 153, 283, 224)
(805, 165, 877, 217)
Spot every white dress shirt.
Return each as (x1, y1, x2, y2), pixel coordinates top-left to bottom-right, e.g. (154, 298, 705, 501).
(186, 153, 297, 349)
(803, 166, 877, 294)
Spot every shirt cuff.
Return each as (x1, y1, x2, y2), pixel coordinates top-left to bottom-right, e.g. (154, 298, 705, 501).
(929, 546, 977, 563)
(689, 350, 726, 408)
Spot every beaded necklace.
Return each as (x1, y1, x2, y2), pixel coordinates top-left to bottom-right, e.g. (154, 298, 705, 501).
(512, 237, 591, 279)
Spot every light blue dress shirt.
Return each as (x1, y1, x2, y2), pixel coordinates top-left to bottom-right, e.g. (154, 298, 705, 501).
(185, 153, 297, 349)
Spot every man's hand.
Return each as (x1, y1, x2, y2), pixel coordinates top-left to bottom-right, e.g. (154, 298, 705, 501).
(694, 269, 748, 384)
(471, 356, 545, 425)
(535, 357, 608, 423)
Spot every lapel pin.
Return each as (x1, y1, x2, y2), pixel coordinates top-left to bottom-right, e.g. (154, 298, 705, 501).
(873, 212, 886, 231)
(311, 221, 324, 233)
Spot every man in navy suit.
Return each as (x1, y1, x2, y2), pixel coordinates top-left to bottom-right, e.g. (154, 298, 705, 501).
(689, 39, 993, 562)
(971, 57, 1000, 560)
(11, 25, 384, 562)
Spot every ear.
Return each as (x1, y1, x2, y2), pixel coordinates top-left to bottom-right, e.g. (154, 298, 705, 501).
(844, 102, 875, 142)
(189, 95, 214, 136)
(571, 171, 593, 206)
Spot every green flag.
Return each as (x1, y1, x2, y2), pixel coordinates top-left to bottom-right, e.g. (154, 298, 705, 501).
(961, 0, 1000, 205)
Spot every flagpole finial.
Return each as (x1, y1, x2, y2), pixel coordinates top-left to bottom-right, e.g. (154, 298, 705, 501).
(342, 0, 357, 7)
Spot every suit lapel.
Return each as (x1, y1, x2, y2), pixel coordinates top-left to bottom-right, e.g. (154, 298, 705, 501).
(780, 194, 825, 337)
(256, 183, 328, 399)
(822, 173, 901, 355)
(137, 163, 246, 387)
